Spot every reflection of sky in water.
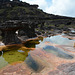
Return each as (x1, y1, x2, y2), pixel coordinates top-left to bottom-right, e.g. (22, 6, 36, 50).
(42, 35, 75, 46)
(0, 34, 75, 70)
(0, 56, 8, 69)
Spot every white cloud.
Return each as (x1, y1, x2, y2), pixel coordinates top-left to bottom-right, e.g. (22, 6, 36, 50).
(22, 0, 75, 17)
(45, 0, 75, 17)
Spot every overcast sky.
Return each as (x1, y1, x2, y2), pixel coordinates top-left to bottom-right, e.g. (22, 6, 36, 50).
(21, 0, 75, 17)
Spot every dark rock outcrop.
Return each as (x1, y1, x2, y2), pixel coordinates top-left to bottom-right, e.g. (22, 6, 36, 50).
(0, 0, 75, 45)
(0, 20, 39, 45)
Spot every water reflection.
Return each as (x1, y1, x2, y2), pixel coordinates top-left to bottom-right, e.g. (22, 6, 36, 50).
(3, 50, 28, 64)
(0, 46, 30, 69)
(0, 37, 44, 69)
(0, 51, 2, 56)
(24, 40, 42, 48)
(0, 35, 74, 70)
(0, 56, 8, 69)
(24, 40, 40, 48)
(43, 35, 75, 46)
(43, 45, 73, 59)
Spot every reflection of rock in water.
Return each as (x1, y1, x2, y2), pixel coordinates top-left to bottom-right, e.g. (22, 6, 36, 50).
(44, 35, 75, 46)
(43, 45, 73, 59)
(3, 50, 28, 64)
(23, 36, 43, 48)
(0, 51, 2, 56)
(25, 55, 44, 72)
(24, 40, 40, 48)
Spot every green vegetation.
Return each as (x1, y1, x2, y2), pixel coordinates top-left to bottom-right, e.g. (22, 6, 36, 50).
(0, 5, 47, 22)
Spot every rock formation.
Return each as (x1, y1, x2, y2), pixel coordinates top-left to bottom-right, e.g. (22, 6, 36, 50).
(0, 0, 75, 45)
(0, 20, 40, 45)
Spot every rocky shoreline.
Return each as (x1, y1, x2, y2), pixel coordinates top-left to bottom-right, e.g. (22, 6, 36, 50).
(0, 0, 75, 75)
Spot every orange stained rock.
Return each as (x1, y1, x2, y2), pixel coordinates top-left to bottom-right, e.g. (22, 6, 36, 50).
(0, 45, 6, 51)
(0, 43, 35, 52)
(29, 48, 75, 72)
(62, 35, 75, 40)
(74, 43, 75, 47)
(0, 46, 75, 75)
(0, 35, 75, 75)
(11, 61, 24, 65)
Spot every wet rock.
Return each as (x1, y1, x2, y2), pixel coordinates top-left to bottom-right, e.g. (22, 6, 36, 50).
(35, 31, 41, 35)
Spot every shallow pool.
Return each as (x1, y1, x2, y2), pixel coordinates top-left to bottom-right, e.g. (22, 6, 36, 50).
(0, 34, 74, 70)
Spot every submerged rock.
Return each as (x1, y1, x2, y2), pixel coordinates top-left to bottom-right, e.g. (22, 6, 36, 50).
(25, 55, 45, 72)
(43, 45, 73, 59)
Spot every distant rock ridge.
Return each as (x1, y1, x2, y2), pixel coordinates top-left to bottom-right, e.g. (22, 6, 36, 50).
(0, 0, 74, 23)
(0, 0, 38, 9)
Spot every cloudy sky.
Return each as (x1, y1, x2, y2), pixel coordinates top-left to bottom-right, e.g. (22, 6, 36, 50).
(22, 0, 75, 17)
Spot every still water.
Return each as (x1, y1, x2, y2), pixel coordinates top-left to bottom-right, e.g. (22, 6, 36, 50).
(42, 35, 75, 46)
(0, 34, 74, 70)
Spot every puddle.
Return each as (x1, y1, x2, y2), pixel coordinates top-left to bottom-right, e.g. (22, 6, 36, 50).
(43, 45, 73, 59)
(0, 35, 74, 70)
(0, 56, 8, 69)
(25, 55, 44, 72)
(0, 37, 43, 69)
(0, 48, 29, 69)
(24, 40, 40, 48)
(43, 35, 75, 46)
(24, 37, 43, 48)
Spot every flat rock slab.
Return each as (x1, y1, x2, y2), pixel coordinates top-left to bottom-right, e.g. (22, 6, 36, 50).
(0, 63, 32, 75)
(49, 63, 75, 75)
(0, 36, 75, 75)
